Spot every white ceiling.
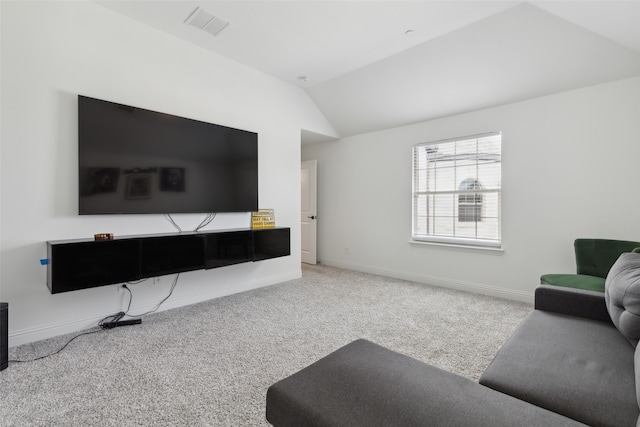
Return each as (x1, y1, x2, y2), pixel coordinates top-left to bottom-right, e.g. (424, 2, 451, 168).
(96, 1, 640, 141)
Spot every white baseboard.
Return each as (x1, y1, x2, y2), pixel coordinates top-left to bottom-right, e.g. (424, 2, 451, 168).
(320, 258, 534, 304)
(10, 262, 530, 347)
(8, 271, 301, 347)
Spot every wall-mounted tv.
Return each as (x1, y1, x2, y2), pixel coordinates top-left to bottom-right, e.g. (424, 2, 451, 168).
(78, 95, 258, 215)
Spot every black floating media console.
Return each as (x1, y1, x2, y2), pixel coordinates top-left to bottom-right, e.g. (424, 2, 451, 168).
(47, 227, 290, 294)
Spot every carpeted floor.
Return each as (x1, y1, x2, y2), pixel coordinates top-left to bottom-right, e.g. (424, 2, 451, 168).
(0, 264, 531, 426)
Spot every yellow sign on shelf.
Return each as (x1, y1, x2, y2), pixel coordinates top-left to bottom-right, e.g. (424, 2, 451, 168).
(251, 209, 276, 229)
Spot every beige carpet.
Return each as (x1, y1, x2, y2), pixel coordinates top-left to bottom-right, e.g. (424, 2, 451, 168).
(0, 264, 531, 426)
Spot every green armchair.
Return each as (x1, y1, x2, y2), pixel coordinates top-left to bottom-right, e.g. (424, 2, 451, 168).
(541, 238, 640, 292)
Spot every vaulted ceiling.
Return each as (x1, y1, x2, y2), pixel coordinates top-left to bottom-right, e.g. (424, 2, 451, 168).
(96, 1, 640, 142)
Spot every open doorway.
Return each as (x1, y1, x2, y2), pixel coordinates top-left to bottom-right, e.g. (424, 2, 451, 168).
(301, 160, 317, 264)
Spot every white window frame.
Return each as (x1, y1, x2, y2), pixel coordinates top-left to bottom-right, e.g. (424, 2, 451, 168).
(412, 132, 502, 249)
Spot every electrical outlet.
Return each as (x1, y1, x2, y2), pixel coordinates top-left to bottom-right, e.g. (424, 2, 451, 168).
(345, 247, 350, 255)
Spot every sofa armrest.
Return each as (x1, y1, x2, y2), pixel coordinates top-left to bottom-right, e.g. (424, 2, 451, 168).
(266, 339, 586, 427)
(535, 285, 611, 323)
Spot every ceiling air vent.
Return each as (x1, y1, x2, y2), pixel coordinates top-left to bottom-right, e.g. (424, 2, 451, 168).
(184, 7, 230, 37)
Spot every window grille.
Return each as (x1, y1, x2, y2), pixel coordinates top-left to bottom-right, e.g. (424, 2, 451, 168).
(412, 132, 501, 248)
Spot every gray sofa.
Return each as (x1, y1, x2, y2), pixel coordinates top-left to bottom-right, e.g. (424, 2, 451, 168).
(266, 252, 640, 426)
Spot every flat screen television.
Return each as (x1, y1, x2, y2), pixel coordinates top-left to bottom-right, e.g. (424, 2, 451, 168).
(78, 95, 258, 215)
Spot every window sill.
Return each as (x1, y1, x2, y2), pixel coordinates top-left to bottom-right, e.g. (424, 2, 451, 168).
(409, 239, 504, 252)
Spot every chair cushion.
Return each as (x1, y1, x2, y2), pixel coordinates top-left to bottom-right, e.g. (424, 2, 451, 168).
(605, 252, 640, 347)
(479, 310, 637, 427)
(540, 273, 605, 292)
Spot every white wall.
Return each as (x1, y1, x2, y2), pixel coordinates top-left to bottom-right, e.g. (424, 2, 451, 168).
(303, 76, 640, 302)
(0, 1, 335, 346)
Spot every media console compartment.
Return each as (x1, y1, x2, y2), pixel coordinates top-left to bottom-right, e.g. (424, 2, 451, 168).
(141, 234, 206, 276)
(205, 230, 253, 269)
(46, 227, 290, 294)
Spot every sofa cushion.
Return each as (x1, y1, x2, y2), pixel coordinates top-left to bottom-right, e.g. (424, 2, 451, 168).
(479, 310, 637, 427)
(605, 252, 640, 347)
(540, 273, 605, 292)
(267, 339, 586, 427)
(635, 345, 640, 412)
